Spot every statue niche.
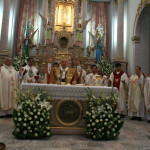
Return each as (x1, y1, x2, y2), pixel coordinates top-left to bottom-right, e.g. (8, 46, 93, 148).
(55, 28, 72, 60)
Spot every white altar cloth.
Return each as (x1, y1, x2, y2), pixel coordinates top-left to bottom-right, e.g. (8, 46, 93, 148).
(21, 83, 118, 100)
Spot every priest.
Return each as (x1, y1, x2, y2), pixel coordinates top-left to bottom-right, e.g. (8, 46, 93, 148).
(21, 58, 39, 83)
(144, 74, 150, 122)
(128, 66, 145, 121)
(85, 65, 98, 86)
(57, 58, 77, 84)
(45, 55, 55, 84)
(73, 58, 86, 84)
(0, 57, 21, 116)
(109, 63, 128, 116)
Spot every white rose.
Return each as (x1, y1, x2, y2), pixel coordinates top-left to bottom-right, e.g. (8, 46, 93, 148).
(117, 115, 120, 119)
(108, 115, 111, 118)
(28, 127, 31, 130)
(105, 119, 108, 122)
(24, 118, 27, 121)
(87, 124, 90, 127)
(89, 113, 91, 116)
(118, 120, 121, 123)
(36, 121, 39, 124)
(34, 115, 37, 119)
(115, 125, 117, 128)
(46, 127, 50, 130)
(33, 109, 36, 112)
(37, 112, 40, 115)
(107, 131, 110, 135)
(92, 123, 95, 126)
(93, 135, 96, 139)
(40, 118, 43, 122)
(95, 119, 99, 123)
(18, 118, 22, 121)
(112, 128, 115, 132)
(47, 132, 50, 136)
(35, 128, 37, 130)
(92, 115, 95, 119)
(18, 113, 20, 116)
(30, 130, 32, 133)
(30, 112, 33, 115)
(28, 117, 32, 120)
(23, 123, 26, 127)
(94, 128, 96, 131)
(90, 119, 92, 122)
(86, 111, 89, 115)
(103, 114, 106, 117)
(104, 122, 107, 125)
(14, 117, 17, 121)
(30, 121, 33, 124)
(16, 128, 20, 132)
(23, 131, 27, 135)
(24, 114, 28, 118)
(43, 130, 46, 133)
(100, 119, 103, 122)
(35, 133, 38, 137)
(98, 129, 102, 132)
(113, 133, 116, 137)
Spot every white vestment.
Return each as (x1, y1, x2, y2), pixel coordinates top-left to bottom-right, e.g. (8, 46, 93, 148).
(59, 66, 69, 80)
(128, 74, 145, 118)
(109, 72, 128, 115)
(100, 75, 110, 86)
(22, 65, 38, 83)
(85, 73, 99, 86)
(144, 77, 150, 120)
(0, 65, 18, 116)
(76, 66, 86, 84)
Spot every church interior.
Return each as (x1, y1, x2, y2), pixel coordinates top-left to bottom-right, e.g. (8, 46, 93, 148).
(0, 0, 150, 149)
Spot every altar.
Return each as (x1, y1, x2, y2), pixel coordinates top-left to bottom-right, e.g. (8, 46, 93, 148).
(21, 83, 117, 135)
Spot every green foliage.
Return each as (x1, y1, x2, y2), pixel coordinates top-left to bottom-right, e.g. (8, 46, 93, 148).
(85, 88, 124, 140)
(97, 56, 113, 76)
(12, 50, 28, 71)
(12, 88, 52, 139)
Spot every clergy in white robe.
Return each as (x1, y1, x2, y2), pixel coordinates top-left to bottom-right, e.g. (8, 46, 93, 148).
(0, 57, 19, 116)
(128, 66, 145, 121)
(109, 63, 128, 115)
(144, 75, 150, 121)
(73, 58, 86, 84)
(97, 67, 110, 86)
(21, 58, 38, 83)
(85, 65, 98, 86)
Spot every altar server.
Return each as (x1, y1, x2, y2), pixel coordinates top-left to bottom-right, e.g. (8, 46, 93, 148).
(144, 74, 150, 122)
(45, 55, 55, 84)
(73, 58, 86, 84)
(109, 63, 128, 115)
(85, 65, 98, 86)
(128, 66, 145, 121)
(21, 58, 39, 83)
(0, 57, 21, 116)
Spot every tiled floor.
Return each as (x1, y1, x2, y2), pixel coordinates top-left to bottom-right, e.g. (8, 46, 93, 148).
(0, 118, 150, 150)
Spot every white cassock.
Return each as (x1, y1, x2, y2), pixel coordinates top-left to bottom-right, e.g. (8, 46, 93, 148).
(22, 65, 38, 83)
(76, 66, 86, 84)
(144, 77, 150, 120)
(128, 74, 145, 118)
(100, 75, 110, 86)
(85, 73, 99, 86)
(0, 64, 18, 116)
(109, 72, 128, 115)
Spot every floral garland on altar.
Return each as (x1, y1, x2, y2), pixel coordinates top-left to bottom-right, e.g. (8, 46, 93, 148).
(12, 88, 52, 139)
(85, 88, 124, 140)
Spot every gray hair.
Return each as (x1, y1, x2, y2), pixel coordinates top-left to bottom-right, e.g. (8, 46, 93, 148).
(5, 57, 12, 63)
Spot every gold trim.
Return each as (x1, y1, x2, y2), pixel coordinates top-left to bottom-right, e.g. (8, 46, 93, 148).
(112, 56, 127, 63)
(55, 100, 83, 126)
(51, 126, 84, 129)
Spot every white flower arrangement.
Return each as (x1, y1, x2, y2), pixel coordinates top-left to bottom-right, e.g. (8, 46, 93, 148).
(12, 88, 52, 139)
(85, 88, 124, 140)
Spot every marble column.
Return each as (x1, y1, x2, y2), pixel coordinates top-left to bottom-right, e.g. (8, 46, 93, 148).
(81, 0, 88, 56)
(117, 0, 124, 57)
(39, 0, 48, 46)
(0, 0, 11, 50)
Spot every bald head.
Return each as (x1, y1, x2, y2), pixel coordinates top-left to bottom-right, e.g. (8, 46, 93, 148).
(5, 57, 12, 66)
(61, 58, 68, 69)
